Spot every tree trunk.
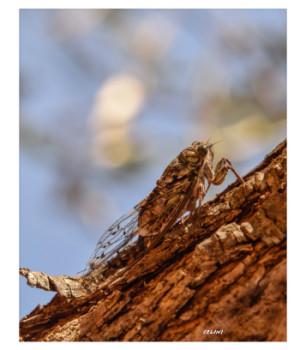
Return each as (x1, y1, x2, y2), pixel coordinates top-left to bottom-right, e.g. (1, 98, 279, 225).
(20, 139, 286, 342)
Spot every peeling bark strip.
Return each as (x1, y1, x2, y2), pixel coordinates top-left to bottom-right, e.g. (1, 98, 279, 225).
(20, 140, 286, 341)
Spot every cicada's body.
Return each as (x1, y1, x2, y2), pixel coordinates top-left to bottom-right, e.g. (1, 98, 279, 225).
(82, 141, 244, 276)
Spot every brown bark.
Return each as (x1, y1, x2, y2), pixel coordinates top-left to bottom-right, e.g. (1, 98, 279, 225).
(20, 139, 287, 342)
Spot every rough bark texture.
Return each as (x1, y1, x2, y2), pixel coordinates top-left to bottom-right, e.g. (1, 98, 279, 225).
(20, 139, 286, 342)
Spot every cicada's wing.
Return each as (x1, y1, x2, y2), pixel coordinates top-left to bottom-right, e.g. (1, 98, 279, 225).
(81, 167, 201, 277)
(81, 179, 201, 276)
(138, 173, 200, 237)
(80, 207, 140, 275)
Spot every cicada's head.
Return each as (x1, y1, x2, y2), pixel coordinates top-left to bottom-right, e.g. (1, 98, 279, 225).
(192, 141, 215, 158)
(178, 141, 214, 167)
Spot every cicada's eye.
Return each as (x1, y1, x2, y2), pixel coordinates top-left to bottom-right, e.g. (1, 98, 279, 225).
(197, 145, 208, 157)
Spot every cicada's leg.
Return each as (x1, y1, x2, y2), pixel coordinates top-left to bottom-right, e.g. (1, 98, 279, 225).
(192, 179, 206, 216)
(212, 158, 244, 185)
(204, 163, 214, 191)
(198, 181, 206, 207)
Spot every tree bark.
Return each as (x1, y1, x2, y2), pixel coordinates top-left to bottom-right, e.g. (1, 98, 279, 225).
(20, 139, 286, 342)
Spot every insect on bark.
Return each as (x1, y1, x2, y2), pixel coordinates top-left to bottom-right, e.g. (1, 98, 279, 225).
(82, 141, 244, 277)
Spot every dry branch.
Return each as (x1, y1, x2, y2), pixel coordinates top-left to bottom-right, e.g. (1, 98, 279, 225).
(20, 139, 286, 341)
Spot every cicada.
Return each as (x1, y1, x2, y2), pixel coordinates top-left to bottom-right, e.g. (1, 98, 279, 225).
(81, 141, 244, 276)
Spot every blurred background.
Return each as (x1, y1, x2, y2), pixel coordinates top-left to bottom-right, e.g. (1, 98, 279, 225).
(20, 9, 286, 318)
